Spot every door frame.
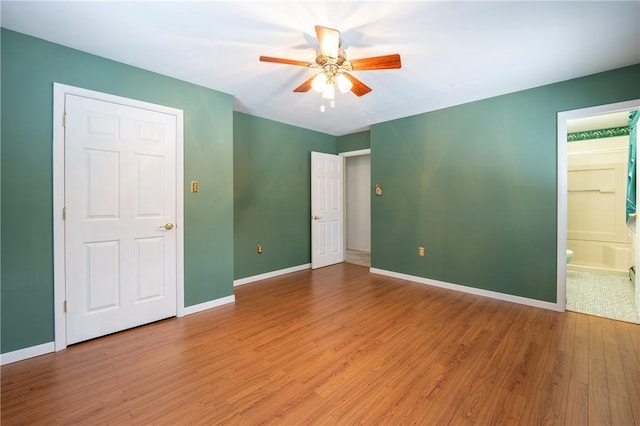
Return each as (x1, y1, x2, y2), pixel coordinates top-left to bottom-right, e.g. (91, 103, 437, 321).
(556, 99, 640, 312)
(339, 148, 371, 264)
(52, 83, 185, 351)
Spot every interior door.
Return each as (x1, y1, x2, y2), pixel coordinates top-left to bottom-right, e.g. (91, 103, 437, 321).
(65, 94, 177, 345)
(311, 151, 344, 268)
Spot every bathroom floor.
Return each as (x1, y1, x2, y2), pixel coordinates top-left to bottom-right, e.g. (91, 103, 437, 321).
(566, 270, 640, 324)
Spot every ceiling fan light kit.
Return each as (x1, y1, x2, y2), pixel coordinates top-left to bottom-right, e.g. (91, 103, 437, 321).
(260, 25, 401, 112)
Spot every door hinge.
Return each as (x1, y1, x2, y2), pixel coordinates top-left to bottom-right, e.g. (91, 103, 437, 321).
(62, 207, 67, 220)
(63, 112, 68, 128)
(63, 300, 67, 313)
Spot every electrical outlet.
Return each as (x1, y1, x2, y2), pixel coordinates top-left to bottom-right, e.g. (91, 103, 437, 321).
(257, 245, 263, 254)
(191, 180, 199, 193)
(418, 246, 425, 257)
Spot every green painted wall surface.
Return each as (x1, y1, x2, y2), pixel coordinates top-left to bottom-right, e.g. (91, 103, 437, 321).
(337, 131, 370, 153)
(234, 113, 336, 279)
(371, 64, 640, 303)
(1, 29, 234, 353)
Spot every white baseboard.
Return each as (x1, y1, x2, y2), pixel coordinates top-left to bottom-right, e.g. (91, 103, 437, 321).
(1, 266, 556, 365)
(234, 263, 311, 287)
(183, 295, 236, 316)
(1, 342, 55, 365)
(2, 295, 236, 364)
(370, 268, 559, 311)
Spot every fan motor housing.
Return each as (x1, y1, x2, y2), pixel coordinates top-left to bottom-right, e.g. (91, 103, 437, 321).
(315, 48, 349, 70)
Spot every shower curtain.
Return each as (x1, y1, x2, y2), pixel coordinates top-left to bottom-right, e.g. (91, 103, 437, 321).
(626, 110, 639, 231)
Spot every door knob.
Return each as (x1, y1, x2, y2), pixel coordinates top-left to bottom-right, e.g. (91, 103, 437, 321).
(159, 223, 175, 230)
(312, 215, 320, 220)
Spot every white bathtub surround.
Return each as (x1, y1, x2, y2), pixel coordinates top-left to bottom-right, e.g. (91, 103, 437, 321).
(567, 134, 634, 276)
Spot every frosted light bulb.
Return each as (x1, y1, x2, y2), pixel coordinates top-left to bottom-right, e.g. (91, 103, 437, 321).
(311, 73, 327, 92)
(336, 74, 353, 94)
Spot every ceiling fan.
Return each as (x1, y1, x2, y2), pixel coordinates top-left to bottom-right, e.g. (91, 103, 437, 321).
(260, 25, 401, 111)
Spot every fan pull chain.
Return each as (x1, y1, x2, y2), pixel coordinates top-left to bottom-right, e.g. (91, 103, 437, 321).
(319, 95, 336, 112)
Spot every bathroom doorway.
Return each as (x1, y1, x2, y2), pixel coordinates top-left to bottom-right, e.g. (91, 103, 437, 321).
(558, 100, 640, 323)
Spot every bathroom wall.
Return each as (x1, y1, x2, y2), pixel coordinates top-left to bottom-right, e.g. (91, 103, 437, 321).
(567, 134, 634, 275)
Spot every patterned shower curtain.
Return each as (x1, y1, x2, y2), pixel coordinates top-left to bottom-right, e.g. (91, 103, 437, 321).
(626, 110, 639, 231)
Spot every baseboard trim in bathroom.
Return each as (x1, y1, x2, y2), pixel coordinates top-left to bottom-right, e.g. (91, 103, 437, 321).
(567, 264, 629, 278)
(345, 249, 371, 267)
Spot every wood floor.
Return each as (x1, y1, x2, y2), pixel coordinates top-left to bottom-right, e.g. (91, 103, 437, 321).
(2, 263, 639, 425)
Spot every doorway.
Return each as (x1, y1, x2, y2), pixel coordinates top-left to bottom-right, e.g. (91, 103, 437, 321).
(342, 149, 371, 267)
(558, 99, 640, 323)
(53, 83, 185, 350)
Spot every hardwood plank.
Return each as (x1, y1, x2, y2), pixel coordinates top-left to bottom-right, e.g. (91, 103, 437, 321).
(571, 312, 590, 384)
(615, 320, 640, 371)
(1, 263, 638, 425)
(625, 368, 640, 425)
(540, 349, 572, 425)
(566, 380, 589, 426)
(558, 311, 577, 353)
(602, 320, 629, 397)
(610, 393, 636, 426)
(588, 316, 612, 426)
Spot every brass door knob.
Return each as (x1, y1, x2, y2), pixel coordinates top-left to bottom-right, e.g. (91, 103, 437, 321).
(159, 223, 175, 230)
(311, 215, 320, 220)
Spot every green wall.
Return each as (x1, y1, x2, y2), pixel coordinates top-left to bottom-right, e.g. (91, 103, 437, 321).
(233, 113, 336, 279)
(371, 64, 640, 303)
(1, 29, 234, 353)
(337, 130, 370, 153)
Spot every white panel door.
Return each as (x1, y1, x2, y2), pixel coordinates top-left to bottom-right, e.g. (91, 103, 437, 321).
(65, 94, 177, 344)
(311, 152, 344, 269)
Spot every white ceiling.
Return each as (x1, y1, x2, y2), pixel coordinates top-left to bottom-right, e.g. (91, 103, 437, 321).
(2, 1, 639, 136)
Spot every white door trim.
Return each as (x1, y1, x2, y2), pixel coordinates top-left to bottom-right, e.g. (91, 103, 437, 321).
(556, 99, 640, 312)
(339, 148, 371, 158)
(53, 83, 185, 351)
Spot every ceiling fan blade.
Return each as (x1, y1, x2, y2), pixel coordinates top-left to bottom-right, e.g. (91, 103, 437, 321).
(344, 73, 372, 97)
(259, 56, 312, 67)
(293, 75, 316, 92)
(350, 54, 402, 71)
(315, 25, 340, 59)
